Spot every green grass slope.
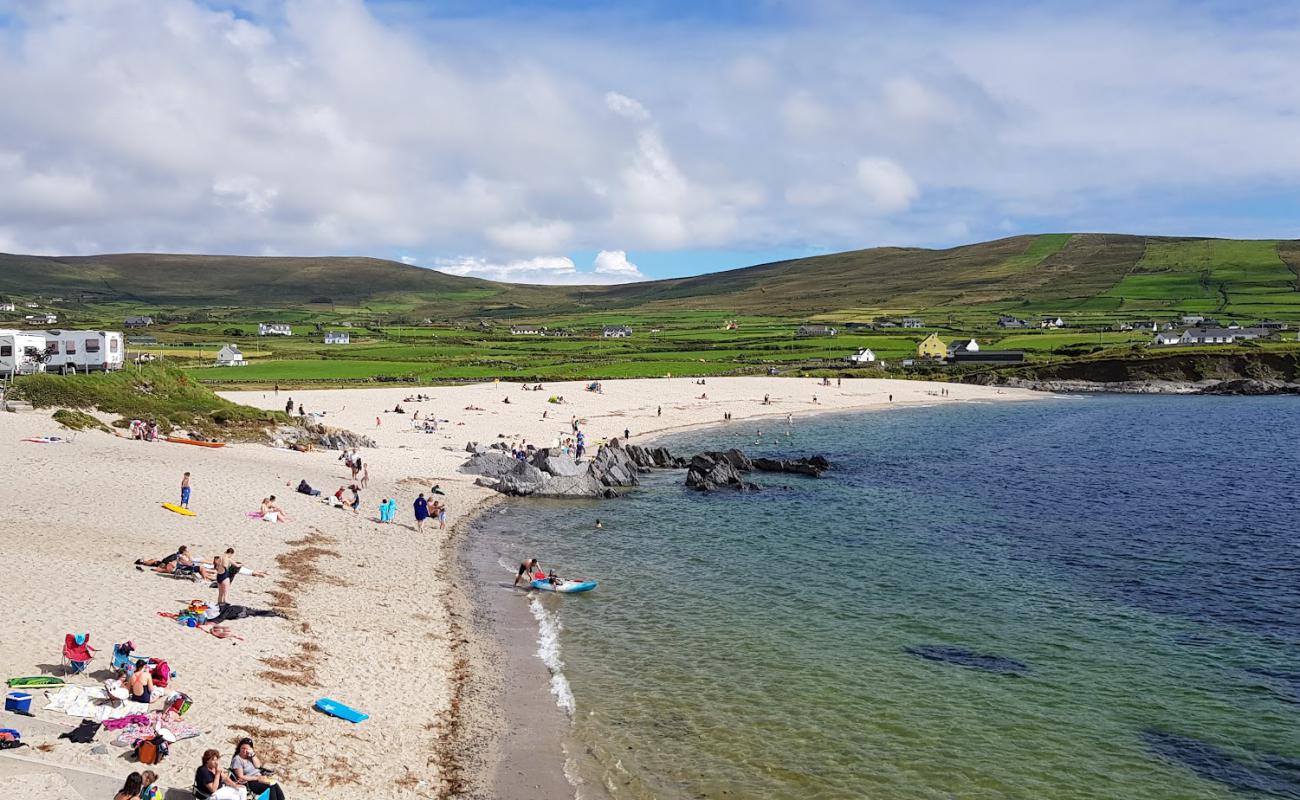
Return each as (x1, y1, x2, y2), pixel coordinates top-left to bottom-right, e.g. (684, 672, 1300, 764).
(5, 234, 1300, 320)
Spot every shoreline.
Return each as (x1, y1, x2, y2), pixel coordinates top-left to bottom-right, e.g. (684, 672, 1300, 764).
(0, 377, 1046, 799)
(441, 385, 1056, 799)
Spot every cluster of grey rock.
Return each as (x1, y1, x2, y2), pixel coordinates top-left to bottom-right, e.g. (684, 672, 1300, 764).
(684, 449, 830, 491)
(269, 421, 376, 451)
(989, 377, 1300, 395)
(462, 439, 829, 497)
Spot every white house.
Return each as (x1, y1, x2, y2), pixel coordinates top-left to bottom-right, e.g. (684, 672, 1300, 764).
(510, 325, 546, 335)
(25, 313, 57, 325)
(1179, 327, 1269, 345)
(603, 325, 633, 338)
(0, 302, 15, 312)
(1180, 314, 1205, 326)
(258, 323, 293, 336)
(324, 331, 351, 345)
(901, 317, 925, 328)
(947, 338, 980, 357)
(1153, 331, 1183, 346)
(24, 302, 38, 309)
(1040, 316, 1065, 328)
(847, 348, 877, 363)
(215, 344, 246, 366)
(998, 316, 1029, 328)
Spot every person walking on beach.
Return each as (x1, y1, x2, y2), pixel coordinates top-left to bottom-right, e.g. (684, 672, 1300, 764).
(180, 472, 191, 509)
(360, 465, 369, 489)
(414, 493, 429, 532)
(285, 397, 294, 415)
(623, 427, 630, 441)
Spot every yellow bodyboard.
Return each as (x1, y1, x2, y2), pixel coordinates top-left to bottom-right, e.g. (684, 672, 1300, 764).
(161, 503, 196, 517)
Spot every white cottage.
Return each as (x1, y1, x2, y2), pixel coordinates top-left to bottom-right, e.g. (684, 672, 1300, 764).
(947, 338, 980, 356)
(258, 323, 293, 336)
(847, 348, 877, 363)
(324, 331, 351, 345)
(215, 344, 247, 366)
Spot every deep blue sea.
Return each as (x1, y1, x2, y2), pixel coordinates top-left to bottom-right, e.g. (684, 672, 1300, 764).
(472, 395, 1300, 799)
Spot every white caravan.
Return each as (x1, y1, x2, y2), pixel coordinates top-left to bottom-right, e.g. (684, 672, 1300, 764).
(0, 330, 49, 375)
(42, 330, 125, 373)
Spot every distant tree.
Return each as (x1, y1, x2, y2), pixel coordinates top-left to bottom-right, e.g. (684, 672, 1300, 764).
(223, 328, 244, 337)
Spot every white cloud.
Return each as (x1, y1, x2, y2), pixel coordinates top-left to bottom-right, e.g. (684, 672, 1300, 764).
(592, 249, 644, 279)
(400, 255, 419, 265)
(855, 158, 919, 214)
(0, 0, 1298, 262)
(436, 251, 644, 285)
(486, 219, 573, 253)
(604, 91, 650, 121)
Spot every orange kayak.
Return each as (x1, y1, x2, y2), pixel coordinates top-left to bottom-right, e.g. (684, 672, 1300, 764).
(165, 437, 226, 448)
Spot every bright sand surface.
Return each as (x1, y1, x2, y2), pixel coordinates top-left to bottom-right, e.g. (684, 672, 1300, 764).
(0, 377, 1043, 798)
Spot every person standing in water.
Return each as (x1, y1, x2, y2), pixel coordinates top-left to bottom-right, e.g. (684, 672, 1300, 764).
(180, 472, 191, 509)
(514, 558, 542, 587)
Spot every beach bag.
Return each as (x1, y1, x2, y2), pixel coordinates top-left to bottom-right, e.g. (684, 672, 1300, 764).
(135, 734, 168, 765)
(0, 728, 23, 749)
(151, 660, 172, 688)
(165, 691, 192, 716)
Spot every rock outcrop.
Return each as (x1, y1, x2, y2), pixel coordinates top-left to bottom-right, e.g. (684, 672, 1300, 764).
(464, 439, 830, 497)
(751, 455, 830, 477)
(271, 421, 375, 451)
(461, 442, 639, 498)
(685, 452, 758, 492)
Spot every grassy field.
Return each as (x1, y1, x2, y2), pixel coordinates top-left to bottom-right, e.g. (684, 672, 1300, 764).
(6, 234, 1300, 386)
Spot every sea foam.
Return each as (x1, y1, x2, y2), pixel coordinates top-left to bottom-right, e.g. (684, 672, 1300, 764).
(530, 596, 576, 716)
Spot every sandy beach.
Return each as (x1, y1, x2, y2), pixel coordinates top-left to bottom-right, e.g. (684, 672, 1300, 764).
(0, 377, 1043, 798)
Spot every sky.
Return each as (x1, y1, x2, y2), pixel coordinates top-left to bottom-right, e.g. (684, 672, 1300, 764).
(2, 1, 1300, 284)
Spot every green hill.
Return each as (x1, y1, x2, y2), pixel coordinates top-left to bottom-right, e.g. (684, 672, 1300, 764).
(4, 234, 1300, 322)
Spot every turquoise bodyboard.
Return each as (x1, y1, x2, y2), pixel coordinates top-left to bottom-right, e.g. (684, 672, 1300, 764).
(314, 697, 368, 723)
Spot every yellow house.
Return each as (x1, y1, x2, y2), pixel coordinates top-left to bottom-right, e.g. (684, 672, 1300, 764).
(916, 333, 946, 359)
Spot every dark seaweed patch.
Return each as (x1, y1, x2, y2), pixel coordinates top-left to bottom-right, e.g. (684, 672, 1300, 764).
(904, 645, 1029, 675)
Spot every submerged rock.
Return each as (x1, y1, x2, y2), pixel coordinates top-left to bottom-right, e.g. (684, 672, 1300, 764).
(905, 645, 1029, 675)
(1142, 730, 1300, 797)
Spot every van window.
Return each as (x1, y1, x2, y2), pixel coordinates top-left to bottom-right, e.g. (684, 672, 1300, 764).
(46, 342, 59, 354)
(64, 340, 76, 355)
(86, 339, 100, 353)
(110, 338, 119, 353)
(0, 345, 11, 357)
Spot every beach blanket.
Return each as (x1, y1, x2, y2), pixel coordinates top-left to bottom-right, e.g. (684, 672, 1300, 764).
(43, 684, 148, 722)
(111, 712, 200, 748)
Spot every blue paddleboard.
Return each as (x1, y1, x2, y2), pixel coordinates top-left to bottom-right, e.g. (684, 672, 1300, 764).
(531, 579, 598, 593)
(314, 697, 368, 723)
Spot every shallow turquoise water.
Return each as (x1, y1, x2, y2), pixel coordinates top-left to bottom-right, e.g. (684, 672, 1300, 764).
(473, 396, 1300, 799)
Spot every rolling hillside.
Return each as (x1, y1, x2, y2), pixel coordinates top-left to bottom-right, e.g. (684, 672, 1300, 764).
(3, 234, 1300, 321)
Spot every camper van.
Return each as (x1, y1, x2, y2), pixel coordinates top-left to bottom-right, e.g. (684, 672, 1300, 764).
(0, 330, 49, 375)
(42, 330, 125, 373)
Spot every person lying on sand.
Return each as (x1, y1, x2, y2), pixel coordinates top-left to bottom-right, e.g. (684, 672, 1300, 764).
(136, 544, 189, 573)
